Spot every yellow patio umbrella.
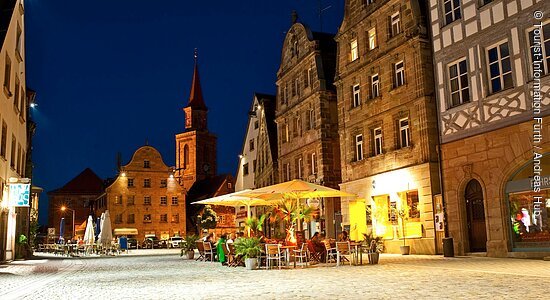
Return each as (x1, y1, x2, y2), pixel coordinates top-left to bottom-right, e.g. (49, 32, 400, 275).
(237, 179, 357, 232)
(191, 189, 275, 236)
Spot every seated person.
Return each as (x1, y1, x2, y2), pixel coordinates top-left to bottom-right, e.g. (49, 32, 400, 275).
(310, 232, 326, 261)
(226, 233, 236, 244)
(339, 230, 349, 242)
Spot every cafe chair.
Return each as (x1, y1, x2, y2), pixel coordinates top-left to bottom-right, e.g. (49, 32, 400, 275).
(335, 242, 352, 266)
(265, 244, 284, 270)
(203, 242, 215, 262)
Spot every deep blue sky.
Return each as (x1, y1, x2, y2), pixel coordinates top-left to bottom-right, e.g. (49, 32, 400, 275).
(25, 0, 344, 225)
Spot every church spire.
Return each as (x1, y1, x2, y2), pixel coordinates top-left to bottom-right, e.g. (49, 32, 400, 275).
(187, 48, 207, 110)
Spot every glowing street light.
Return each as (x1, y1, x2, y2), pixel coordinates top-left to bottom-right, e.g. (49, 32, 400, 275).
(61, 206, 75, 241)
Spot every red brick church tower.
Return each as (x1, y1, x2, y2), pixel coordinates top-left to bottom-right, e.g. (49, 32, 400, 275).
(175, 50, 217, 191)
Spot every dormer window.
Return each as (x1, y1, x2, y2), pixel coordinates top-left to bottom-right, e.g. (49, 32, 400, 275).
(144, 160, 150, 168)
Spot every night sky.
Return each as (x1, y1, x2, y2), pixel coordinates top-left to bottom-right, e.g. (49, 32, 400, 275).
(24, 1, 344, 225)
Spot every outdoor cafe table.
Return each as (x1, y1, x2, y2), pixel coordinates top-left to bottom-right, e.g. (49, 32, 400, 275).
(279, 245, 297, 268)
(349, 242, 365, 266)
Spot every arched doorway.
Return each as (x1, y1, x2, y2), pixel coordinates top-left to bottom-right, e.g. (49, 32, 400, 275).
(465, 179, 487, 252)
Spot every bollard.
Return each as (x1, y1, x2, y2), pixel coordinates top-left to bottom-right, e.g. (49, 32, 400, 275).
(443, 237, 454, 257)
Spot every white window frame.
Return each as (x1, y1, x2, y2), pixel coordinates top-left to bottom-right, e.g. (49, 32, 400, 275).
(298, 158, 303, 179)
(391, 12, 401, 37)
(394, 61, 405, 88)
(487, 41, 513, 94)
(399, 118, 410, 148)
(365, 0, 374, 5)
(448, 58, 470, 107)
(443, 0, 461, 25)
(371, 74, 380, 98)
(368, 27, 377, 50)
(311, 153, 317, 174)
(286, 162, 291, 181)
(373, 127, 383, 156)
(355, 134, 364, 161)
(528, 23, 550, 75)
(352, 84, 361, 108)
(350, 39, 359, 61)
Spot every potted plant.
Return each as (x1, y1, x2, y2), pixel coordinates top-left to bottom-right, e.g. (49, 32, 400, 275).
(180, 235, 200, 259)
(234, 237, 261, 270)
(362, 232, 383, 264)
(396, 208, 410, 255)
(16, 234, 28, 260)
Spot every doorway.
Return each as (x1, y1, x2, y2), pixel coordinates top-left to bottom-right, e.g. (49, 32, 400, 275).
(465, 179, 487, 252)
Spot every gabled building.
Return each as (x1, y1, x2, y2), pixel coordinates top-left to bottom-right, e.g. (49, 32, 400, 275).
(429, 0, 550, 257)
(48, 168, 105, 240)
(0, 0, 30, 262)
(275, 17, 341, 238)
(234, 93, 278, 228)
(102, 145, 186, 241)
(335, 0, 441, 254)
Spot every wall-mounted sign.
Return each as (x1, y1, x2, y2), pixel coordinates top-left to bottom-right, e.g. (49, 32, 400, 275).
(307, 198, 320, 208)
(9, 183, 30, 207)
(435, 213, 444, 232)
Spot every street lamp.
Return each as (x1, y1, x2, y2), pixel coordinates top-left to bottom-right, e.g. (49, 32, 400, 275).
(61, 206, 75, 241)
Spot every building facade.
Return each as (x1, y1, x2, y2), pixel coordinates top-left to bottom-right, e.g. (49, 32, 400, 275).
(275, 20, 342, 238)
(48, 168, 104, 241)
(0, 0, 30, 261)
(429, 0, 550, 257)
(335, 0, 442, 254)
(104, 145, 186, 241)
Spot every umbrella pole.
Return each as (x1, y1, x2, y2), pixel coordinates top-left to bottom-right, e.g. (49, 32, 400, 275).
(247, 205, 251, 237)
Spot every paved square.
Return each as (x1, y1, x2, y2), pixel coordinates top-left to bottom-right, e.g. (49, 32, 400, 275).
(1, 251, 549, 299)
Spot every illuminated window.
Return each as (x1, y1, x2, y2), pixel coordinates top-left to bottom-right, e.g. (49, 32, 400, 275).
(143, 214, 152, 222)
(355, 134, 364, 161)
(350, 39, 358, 61)
(114, 195, 122, 205)
(172, 214, 179, 223)
(487, 41, 513, 93)
(371, 74, 379, 98)
(373, 127, 383, 156)
(407, 191, 420, 221)
(368, 28, 377, 50)
(352, 84, 361, 108)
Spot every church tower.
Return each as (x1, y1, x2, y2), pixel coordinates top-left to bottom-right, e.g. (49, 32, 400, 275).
(175, 50, 217, 190)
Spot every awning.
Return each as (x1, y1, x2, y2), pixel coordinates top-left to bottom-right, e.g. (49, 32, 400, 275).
(113, 228, 138, 236)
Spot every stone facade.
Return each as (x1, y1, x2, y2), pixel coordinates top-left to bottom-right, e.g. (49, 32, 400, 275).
(275, 21, 342, 238)
(105, 145, 186, 241)
(429, 0, 550, 256)
(335, 0, 441, 254)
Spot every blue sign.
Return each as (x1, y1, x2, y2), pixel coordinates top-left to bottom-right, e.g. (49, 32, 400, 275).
(9, 183, 30, 207)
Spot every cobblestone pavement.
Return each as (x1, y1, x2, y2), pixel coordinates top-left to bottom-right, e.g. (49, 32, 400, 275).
(1, 251, 549, 299)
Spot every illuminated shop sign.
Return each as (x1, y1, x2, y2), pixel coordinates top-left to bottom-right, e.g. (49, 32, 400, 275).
(9, 183, 31, 207)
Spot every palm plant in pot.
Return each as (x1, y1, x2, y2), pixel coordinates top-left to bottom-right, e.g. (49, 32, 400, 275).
(362, 232, 383, 264)
(234, 237, 261, 270)
(180, 235, 200, 259)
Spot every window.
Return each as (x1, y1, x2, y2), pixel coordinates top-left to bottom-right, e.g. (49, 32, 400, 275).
(183, 145, 189, 169)
(0, 121, 6, 158)
(144, 178, 151, 188)
(143, 160, 150, 168)
(254, 120, 259, 129)
(160, 214, 168, 223)
(487, 42, 513, 93)
(3, 55, 11, 94)
(172, 214, 180, 223)
(143, 214, 152, 222)
(16, 25, 22, 58)
(443, 0, 461, 25)
(284, 163, 291, 181)
(294, 117, 302, 137)
(481, 0, 493, 6)
(16, 144, 21, 174)
(365, 0, 374, 5)
(14, 77, 19, 111)
(160, 196, 167, 205)
(298, 157, 303, 179)
(311, 153, 317, 174)
(243, 163, 249, 176)
(371, 74, 380, 98)
(291, 78, 297, 97)
(352, 84, 361, 108)
(10, 135, 16, 168)
(529, 23, 550, 75)
(19, 87, 25, 119)
(227, 182, 232, 189)
(406, 191, 420, 220)
(294, 77, 300, 97)
(115, 214, 122, 224)
(144, 196, 151, 205)
(394, 61, 405, 88)
(249, 139, 254, 151)
(448, 59, 470, 107)
(308, 109, 315, 130)
(303, 69, 309, 88)
(350, 39, 359, 61)
(172, 196, 179, 205)
(114, 195, 122, 205)
(127, 195, 135, 205)
(283, 84, 288, 104)
(368, 28, 377, 50)
(160, 179, 167, 188)
(373, 127, 383, 156)
(285, 123, 290, 142)
(355, 134, 364, 161)
(127, 214, 135, 224)
(399, 118, 410, 148)
(127, 178, 134, 187)
(253, 159, 257, 171)
(308, 68, 314, 87)
(390, 12, 401, 37)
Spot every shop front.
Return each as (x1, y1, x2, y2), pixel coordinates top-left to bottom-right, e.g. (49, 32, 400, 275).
(505, 154, 550, 252)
